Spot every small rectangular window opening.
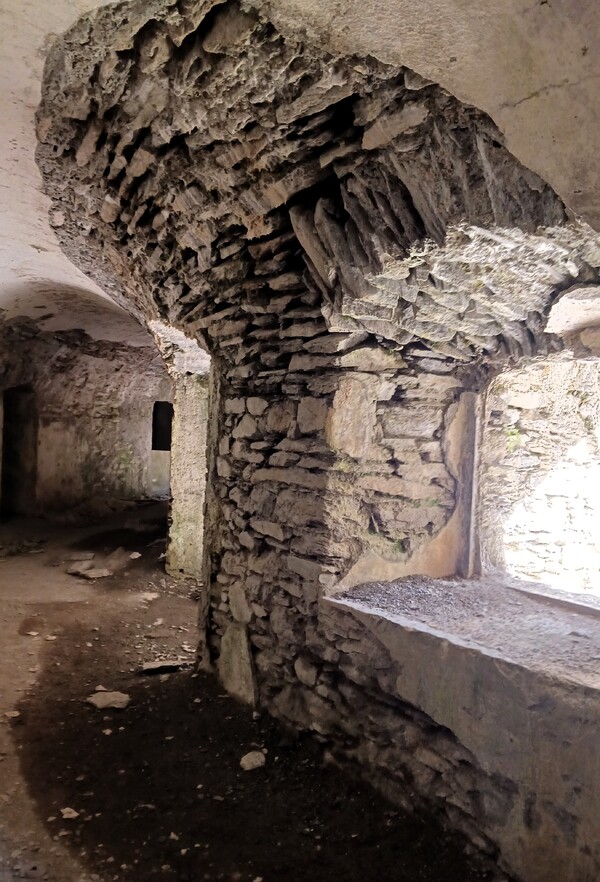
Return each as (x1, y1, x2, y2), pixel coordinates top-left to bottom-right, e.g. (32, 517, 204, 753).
(152, 401, 173, 451)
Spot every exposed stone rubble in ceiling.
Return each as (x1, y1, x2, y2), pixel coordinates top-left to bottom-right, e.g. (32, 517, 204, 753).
(37, 0, 600, 369)
(28, 6, 600, 880)
(149, 319, 212, 376)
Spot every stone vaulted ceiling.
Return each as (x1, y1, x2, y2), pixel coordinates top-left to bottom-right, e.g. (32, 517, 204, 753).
(36, 0, 600, 371)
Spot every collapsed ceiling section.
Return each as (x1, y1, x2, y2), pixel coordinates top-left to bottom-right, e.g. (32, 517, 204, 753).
(37, 0, 600, 368)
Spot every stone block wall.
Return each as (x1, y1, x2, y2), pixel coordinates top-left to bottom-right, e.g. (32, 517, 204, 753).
(208, 349, 468, 677)
(201, 340, 497, 853)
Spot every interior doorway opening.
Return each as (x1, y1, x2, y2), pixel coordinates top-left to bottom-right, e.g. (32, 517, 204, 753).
(1, 385, 38, 517)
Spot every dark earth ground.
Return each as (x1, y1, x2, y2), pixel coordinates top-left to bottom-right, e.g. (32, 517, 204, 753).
(1, 505, 502, 882)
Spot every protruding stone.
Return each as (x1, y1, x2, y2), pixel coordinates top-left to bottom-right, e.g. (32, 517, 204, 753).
(286, 555, 323, 582)
(232, 414, 258, 439)
(294, 656, 319, 687)
(239, 531, 256, 550)
(297, 397, 328, 435)
(362, 103, 429, 150)
(218, 624, 257, 706)
(225, 398, 245, 415)
(247, 397, 268, 416)
(326, 376, 377, 459)
(229, 584, 252, 623)
(263, 400, 294, 434)
(249, 518, 285, 542)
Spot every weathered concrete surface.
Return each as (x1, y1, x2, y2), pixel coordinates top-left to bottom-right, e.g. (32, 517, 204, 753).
(0, 0, 140, 341)
(327, 579, 600, 882)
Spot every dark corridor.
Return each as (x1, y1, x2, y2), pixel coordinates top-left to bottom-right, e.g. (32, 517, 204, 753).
(1, 385, 38, 516)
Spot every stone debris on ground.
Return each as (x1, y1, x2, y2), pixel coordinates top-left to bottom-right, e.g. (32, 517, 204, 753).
(65, 561, 95, 576)
(86, 692, 130, 710)
(140, 660, 183, 675)
(63, 552, 95, 563)
(0, 525, 501, 882)
(104, 547, 131, 572)
(0, 538, 45, 558)
(64, 546, 146, 581)
(240, 751, 267, 771)
(80, 568, 113, 580)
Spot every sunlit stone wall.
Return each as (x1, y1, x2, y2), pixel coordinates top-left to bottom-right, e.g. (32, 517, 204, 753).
(478, 356, 600, 595)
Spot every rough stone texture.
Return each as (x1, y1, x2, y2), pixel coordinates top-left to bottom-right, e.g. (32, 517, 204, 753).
(478, 354, 600, 594)
(325, 583, 600, 882)
(261, 0, 600, 231)
(167, 373, 210, 578)
(217, 623, 257, 706)
(0, 319, 172, 513)
(32, 4, 600, 881)
(37, 0, 600, 363)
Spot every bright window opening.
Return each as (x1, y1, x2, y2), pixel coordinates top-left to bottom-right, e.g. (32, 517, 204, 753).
(478, 357, 600, 597)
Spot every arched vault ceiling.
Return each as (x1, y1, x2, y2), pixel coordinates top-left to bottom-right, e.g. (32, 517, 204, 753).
(37, 0, 600, 366)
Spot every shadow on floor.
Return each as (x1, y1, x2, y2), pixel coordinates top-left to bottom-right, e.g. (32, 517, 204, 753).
(12, 618, 498, 882)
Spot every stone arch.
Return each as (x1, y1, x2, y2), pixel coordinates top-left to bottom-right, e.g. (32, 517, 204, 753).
(33, 6, 600, 877)
(35, 0, 600, 646)
(36, 0, 600, 574)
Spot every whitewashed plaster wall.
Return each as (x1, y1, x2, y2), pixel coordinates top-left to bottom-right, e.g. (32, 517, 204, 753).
(0, 329, 173, 513)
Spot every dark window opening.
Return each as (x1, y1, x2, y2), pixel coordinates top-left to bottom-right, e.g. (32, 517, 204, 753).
(152, 401, 173, 451)
(1, 385, 38, 516)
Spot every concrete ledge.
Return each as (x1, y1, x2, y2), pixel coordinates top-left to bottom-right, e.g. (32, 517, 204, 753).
(323, 577, 600, 882)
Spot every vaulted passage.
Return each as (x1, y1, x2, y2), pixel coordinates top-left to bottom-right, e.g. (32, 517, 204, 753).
(29, 3, 600, 880)
(2, 1, 600, 881)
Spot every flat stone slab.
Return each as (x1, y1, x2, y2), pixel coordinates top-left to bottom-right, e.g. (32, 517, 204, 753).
(86, 691, 130, 710)
(337, 574, 600, 688)
(140, 660, 183, 675)
(81, 568, 113, 580)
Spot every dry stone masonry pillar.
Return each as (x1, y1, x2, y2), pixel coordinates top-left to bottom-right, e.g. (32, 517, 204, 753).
(35, 2, 600, 879)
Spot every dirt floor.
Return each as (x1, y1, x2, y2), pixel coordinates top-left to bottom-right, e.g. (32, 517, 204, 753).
(0, 506, 500, 882)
